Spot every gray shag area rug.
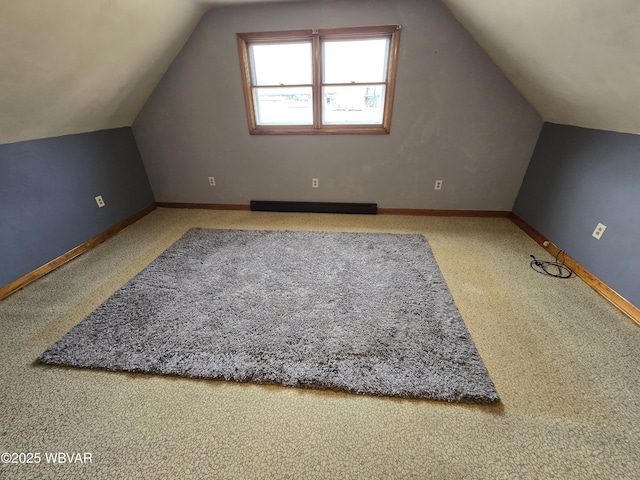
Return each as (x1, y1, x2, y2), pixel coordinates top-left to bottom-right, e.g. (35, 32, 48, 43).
(38, 228, 499, 403)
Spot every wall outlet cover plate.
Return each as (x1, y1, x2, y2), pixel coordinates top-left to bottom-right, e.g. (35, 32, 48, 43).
(592, 223, 607, 240)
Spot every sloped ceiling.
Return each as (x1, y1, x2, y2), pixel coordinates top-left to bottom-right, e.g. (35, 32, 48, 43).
(442, 0, 640, 135)
(1, 0, 639, 145)
(0, 0, 207, 145)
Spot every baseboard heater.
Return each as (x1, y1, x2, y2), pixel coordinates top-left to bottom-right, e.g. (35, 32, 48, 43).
(250, 200, 377, 215)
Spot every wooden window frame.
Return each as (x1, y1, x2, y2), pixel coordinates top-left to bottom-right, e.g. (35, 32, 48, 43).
(237, 25, 401, 135)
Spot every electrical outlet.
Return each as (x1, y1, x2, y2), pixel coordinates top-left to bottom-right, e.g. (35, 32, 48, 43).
(434, 180, 443, 190)
(208, 176, 216, 186)
(592, 223, 607, 240)
(95, 195, 105, 208)
(312, 178, 319, 188)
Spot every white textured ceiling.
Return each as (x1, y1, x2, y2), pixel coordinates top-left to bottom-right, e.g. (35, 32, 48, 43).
(1, 0, 639, 145)
(442, 0, 640, 135)
(0, 0, 207, 144)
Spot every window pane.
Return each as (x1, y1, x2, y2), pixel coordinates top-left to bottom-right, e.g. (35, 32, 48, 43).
(250, 43, 312, 86)
(254, 87, 313, 125)
(323, 86, 385, 124)
(323, 39, 389, 84)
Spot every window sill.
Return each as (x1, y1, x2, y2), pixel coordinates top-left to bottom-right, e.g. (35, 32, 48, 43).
(248, 125, 391, 135)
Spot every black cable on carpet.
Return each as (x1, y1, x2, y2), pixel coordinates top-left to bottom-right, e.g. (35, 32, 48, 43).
(530, 250, 573, 279)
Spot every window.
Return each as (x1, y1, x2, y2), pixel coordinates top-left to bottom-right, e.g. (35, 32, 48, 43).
(236, 25, 401, 135)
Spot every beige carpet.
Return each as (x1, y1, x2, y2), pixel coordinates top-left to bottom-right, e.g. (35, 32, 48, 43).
(1, 208, 639, 479)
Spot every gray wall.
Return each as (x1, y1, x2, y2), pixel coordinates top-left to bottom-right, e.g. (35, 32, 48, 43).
(134, 0, 542, 210)
(0, 128, 155, 288)
(513, 122, 640, 308)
